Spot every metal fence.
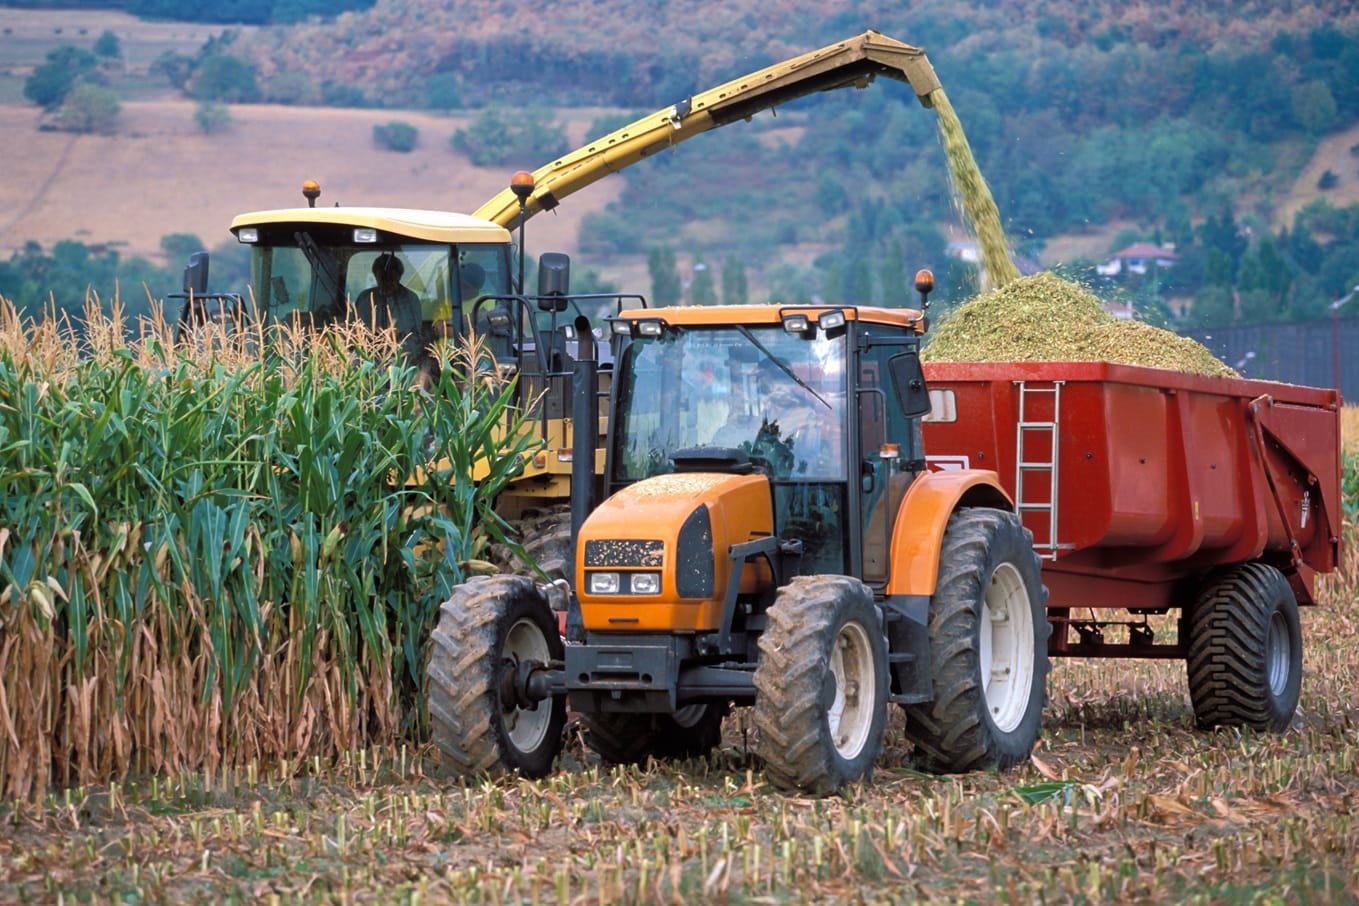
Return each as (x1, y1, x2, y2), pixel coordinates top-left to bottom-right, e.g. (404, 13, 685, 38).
(1183, 315, 1359, 403)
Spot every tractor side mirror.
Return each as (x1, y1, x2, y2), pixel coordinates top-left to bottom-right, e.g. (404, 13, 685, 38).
(537, 252, 570, 312)
(183, 251, 210, 295)
(889, 350, 932, 418)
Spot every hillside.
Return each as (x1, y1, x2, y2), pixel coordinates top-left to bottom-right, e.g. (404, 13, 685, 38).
(2, 2, 1359, 319)
(0, 97, 617, 266)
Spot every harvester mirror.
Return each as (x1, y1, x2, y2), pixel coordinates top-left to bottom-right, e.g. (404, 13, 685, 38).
(889, 350, 932, 418)
(183, 251, 210, 295)
(537, 252, 570, 311)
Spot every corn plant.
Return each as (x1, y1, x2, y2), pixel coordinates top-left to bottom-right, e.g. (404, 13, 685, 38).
(0, 296, 541, 800)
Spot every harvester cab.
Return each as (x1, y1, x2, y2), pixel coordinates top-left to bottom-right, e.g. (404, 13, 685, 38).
(428, 277, 1052, 794)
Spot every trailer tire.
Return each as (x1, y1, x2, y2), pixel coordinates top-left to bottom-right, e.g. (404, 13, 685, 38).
(903, 508, 1048, 774)
(753, 575, 888, 794)
(491, 505, 573, 584)
(1187, 562, 1301, 732)
(427, 575, 566, 778)
(581, 703, 730, 765)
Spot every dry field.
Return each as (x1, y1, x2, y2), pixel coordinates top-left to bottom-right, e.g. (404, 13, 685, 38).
(3, 539, 1356, 902)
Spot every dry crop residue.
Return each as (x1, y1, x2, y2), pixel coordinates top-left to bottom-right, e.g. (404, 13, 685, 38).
(922, 272, 1237, 378)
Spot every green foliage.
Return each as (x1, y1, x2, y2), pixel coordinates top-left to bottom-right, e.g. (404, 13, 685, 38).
(721, 255, 748, 306)
(423, 72, 463, 111)
(150, 50, 195, 90)
(373, 121, 418, 153)
(55, 83, 120, 134)
(1343, 451, 1359, 522)
(23, 45, 97, 111)
(193, 101, 232, 134)
(648, 246, 681, 307)
(126, 0, 375, 25)
(93, 29, 120, 59)
(449, 106, 569, 168)
(688, 258, 717, 305)
(190, 54, 259, 102)
(0, 327, 539, 794)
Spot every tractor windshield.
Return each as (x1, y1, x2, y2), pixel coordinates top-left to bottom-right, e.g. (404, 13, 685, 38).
(612, 325, 848, 483)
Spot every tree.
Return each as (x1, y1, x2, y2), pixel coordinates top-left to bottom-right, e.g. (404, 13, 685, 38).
(93, 30, 121, 60)
(1291, 80, 1338, 136)
(161, 233, 206, 265)
(190, 54, 259, 102)
(23, 45, 97, 111)
(689, 259, 717, 306)
(450, 106, 569, 167)
(57, 84, 120, 135)
(150, 51, 194, 90)
(373, 121, 418, 153)
(648, 246, 681, 307)
(721, 255, 748, 306)
(193, 101, 232, 134)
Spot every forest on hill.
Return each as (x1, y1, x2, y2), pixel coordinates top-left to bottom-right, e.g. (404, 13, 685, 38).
(4, 0, 1359, 330)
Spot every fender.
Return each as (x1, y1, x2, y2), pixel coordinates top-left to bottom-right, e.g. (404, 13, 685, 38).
(884, 469, 1014, 598)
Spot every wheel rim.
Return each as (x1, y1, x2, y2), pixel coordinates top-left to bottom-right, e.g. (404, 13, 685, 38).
(502, 617, 553, 754)
(1266, 610, 1292, 698)
(978, 563, 1035, 734)
(827, 619, 877, 760)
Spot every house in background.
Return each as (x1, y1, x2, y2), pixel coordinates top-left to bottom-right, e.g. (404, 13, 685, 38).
(1097, 242, 1178, 277)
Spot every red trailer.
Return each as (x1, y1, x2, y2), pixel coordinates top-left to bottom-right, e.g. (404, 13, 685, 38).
(921, 361, 1344, 729)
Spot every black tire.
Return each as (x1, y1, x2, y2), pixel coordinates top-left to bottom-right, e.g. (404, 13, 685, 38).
(491, 505, 573, 584)
(753, 575, 888, 795)
(581, 702, 730, 764)
(426, 575, 566, 778)
(903, 508, 1049, 774)
(1187, 562, 1302, 732)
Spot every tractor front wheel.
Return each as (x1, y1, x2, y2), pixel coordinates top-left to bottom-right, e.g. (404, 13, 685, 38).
(903, 507, 1048, 773)
(427, 575, 566, 778)
(753, 575, 888, 794)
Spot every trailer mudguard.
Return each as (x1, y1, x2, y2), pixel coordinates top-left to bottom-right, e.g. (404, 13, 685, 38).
(883, 469, 1014, 598)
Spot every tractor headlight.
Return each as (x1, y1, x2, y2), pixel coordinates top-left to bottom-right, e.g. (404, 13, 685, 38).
(588, 572, 620, 595)
(630, 572, 661, 595)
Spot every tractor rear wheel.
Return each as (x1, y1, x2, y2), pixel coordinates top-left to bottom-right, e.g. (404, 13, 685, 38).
(581, 703, 730, 765)
(903, 507, 1048, 773)
(1187, 562, 1301, 732)
(427, 575, 566, 778)
(491, 505, 573, 583)
(753, 575, 888, 794)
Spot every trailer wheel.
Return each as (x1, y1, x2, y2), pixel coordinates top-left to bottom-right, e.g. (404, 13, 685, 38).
(753, 575, 888, 794)
(903, 508, 1048, 773)
(1187, 562, 1302, 732)
(491, 505, 573, 583)
(427, 575, 566, 778)
(581, 703, 730, 764)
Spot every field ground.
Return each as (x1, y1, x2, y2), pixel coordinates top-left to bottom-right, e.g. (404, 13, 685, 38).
(3, 531, 1356, 903)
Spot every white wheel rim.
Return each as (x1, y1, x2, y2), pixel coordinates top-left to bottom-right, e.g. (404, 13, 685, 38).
(503, 617, 553, 753)
(1266, 610, 1291, 697)
(979, 563, 1035, 734)
(828, 619, 877, 760)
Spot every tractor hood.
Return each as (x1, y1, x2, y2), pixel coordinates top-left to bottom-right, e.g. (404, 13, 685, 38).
(575, 472, 773, 632)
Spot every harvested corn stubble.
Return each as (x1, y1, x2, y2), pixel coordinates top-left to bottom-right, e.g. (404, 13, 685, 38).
(922, 272, 1237, 378)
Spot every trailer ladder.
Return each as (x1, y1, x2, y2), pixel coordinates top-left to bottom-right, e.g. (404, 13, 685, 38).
(1014, 381, 1069, 560)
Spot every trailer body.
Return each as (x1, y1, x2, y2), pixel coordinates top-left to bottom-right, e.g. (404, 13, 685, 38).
(921, 361, 1342, 657)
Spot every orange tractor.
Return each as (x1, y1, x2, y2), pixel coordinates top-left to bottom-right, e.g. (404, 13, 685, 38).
(426, 276, 1053, 793)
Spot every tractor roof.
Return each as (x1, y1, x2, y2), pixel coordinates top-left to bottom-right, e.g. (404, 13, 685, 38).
(615, 304, 926, 333)
(230, 207, 511, 244)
